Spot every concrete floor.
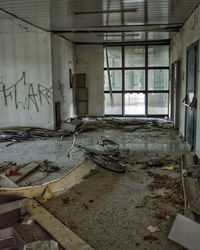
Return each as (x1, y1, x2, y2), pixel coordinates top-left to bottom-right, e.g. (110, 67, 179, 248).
(13, 120, 189, 249)
(0, 119, 186, 186)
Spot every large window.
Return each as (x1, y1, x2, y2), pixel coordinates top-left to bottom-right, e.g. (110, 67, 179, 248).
(104, 45, 169, 116)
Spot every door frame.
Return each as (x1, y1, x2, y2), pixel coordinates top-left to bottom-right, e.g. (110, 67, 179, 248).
(171, 60, 181, 129)
(185, 40, 199, 151)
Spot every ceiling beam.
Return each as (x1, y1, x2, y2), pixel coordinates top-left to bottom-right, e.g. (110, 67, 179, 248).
(52, 23, 182, 33)
(74, 8, 138, 15)
(74, 39, 171, 46)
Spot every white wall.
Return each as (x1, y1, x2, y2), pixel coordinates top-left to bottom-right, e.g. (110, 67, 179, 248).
(75, 45, 104, 116)
(0, 12, 54, 129)
(0, 12, 104, 128)
(170, 4, 200, 156)
(51, 34, 75, 125)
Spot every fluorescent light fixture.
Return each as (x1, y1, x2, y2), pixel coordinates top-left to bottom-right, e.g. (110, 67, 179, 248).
(99, 33, 140, 37)
(123, 0, 144, 2)
(75, 8, 138, 15)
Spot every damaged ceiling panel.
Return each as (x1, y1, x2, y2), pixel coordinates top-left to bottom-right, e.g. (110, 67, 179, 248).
(0, 0, 199, 43)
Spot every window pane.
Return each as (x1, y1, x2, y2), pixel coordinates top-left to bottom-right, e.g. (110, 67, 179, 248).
(125, 70, 145, 91)
(148, 46, 169, 67)
(148, 32, 169, 40)
(104, 70, 122, 91)
(125, 46, 145, 67)
(148, 69, 169, 90)
(148, 93, 168, 115)
(105, 93, 122, 115)
(104, 47, 122, 68)
(125, 93, 145, 115)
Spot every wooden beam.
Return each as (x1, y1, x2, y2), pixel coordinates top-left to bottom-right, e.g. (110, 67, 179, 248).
(9, 161, 45, 183)
(0, 174, 18, 188)
(28, 199, 93, 250)
(0, 199, 27, 229)
(181, 153, 199, 211)
(0, 159, 93, 198)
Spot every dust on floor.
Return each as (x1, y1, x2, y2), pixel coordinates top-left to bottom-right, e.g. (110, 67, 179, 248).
(8, 120, 188, 249)
(36, 124, 188, 250)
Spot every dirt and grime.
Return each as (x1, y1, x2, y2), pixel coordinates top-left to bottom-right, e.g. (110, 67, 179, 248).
(1, 119, 189, 249)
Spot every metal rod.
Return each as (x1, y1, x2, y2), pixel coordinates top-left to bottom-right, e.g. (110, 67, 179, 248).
(105, 46, 114, 107)
(67, 132, 78, 158)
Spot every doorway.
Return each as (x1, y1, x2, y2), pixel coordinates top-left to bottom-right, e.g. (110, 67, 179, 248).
(185, 41, 198, 151)
(171, 60, 181, 129)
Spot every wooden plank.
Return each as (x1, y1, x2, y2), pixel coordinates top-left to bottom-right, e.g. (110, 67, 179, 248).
(182, 153, 194, 171)
(0, 227, 25, 250)
(0, 199, 27, 229)
(28, 199, 93, 250)
(9, 161, 44, 183)
(181, 153, 200, 213)
(0, 159, 93, 198)
(0, 199, 27, 215)
(186, 192, 200, 217)
(0, 174, 18, 188)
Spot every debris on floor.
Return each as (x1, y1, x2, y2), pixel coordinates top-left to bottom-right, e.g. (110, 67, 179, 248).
(0, 160, 60, 187)
(148, 172, 184, 210)
(168, 213, 200, 250)
(161, 166, 175, 171)
(21, 214, 34, 226)
(156, 209, 173, 220)
(148, 172, 180, 190)
(0, 127, 71, 143)
(67, 134, 126, 173)
(24, 240, 59, 250)
(0, 118, 173, 144)
(0, 227, 25, 250)
(0, 118, 189, 249)
(28, 199, 93, 250)
(148, 159, 163, 167)
(64, 118, 83, 132)
(0, 174, 18, 188)
(167, 152, 200, 249)
(143, 234, 159, 241)
(97, 136, 120, 153)
(0, 161, 17, 173)
(78, 118, 173, 133)
(147, 225, 161, 233)
(0, 199, 27, 229)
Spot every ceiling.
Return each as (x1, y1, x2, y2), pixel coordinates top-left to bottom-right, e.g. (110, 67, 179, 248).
(0, 0, 199, 44)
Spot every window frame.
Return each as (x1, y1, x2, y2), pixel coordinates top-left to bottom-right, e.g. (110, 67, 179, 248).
(104, 44, 170, 117)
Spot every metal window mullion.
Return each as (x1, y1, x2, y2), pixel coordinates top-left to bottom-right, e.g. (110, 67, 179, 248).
(148, 66, 169, 70)
(122, 45, 125, 116)
(147, 90, 169, 93)
(104, 67, 122, 70)
(145, 45, 148, 116)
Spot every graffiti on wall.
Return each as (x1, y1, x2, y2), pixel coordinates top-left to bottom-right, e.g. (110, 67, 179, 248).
(0, 72, 53, 112)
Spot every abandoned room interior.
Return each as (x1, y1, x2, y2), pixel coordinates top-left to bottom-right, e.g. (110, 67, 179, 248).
(1, 0, 200, 249)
